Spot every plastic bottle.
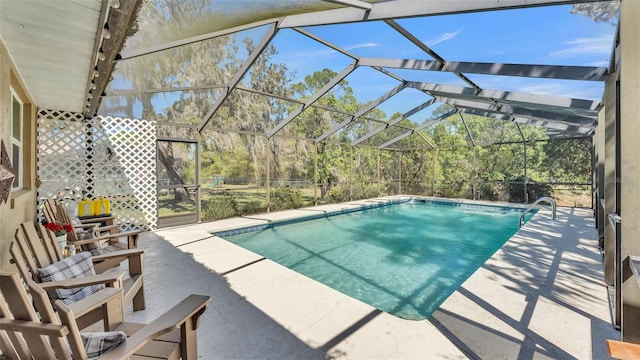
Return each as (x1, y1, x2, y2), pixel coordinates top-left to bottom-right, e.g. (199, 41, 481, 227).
(82, 198, 93, 216)
(78, 199, 86, 217)
(93, 198, 103, 215)
(104, 197, 111, 214)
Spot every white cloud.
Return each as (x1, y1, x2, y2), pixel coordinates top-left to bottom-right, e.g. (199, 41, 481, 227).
(427, 30, 461, 47)
(550, 35, 613, 58)
(344, 42, 379, 51)
(292, 42, 378, 58)
(516, 83, 601, 100)
(292, 48, 339, 58)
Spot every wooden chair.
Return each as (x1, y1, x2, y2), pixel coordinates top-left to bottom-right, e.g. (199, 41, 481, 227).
(608, 339, 640, 360)
(9, 240, 126, 331)
(11, 221, 146, 316)
(0, 271, 210, 359)
(43, 198, 140, 251)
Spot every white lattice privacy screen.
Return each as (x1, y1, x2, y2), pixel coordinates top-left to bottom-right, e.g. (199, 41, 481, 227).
(37, 110, 157, 230)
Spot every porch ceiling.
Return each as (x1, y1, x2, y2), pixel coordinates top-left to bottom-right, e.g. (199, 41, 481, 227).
(0, 0, 104, 112)
(0, 0, 140, 117)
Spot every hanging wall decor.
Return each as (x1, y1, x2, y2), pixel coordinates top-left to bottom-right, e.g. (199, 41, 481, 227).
(0, 140, 15, 204)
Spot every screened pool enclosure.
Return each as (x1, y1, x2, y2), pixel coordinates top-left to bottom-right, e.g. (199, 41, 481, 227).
(32, 0, 614, 229)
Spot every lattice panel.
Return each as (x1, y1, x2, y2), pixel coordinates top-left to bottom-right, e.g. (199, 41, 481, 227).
(37, 110, 89, 209)
(97, 116, 157, 230)
(37, 110, 157, 230)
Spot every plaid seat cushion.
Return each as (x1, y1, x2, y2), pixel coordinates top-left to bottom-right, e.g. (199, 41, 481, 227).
(73, 219, 103, 256)
(81, 331, 127, 358)
(79, 231, 103, 256)
(81, 241, 103, 256)
(36, 252, 105, 305)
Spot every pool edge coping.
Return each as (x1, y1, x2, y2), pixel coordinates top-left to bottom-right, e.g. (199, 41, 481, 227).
(211, 195, 535, 238)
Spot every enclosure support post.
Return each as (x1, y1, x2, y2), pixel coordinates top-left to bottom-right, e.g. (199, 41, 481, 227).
(266, 137, 270, 212)
(350, 145, 353, 201)
(376, 149, 380, 196)
(472, 147, 477, 200)
(524, 141, 528, 203)
(314, 142, 318, 206)
(432, 148, 436, 196)
(398, 151, 402, 195)
(195, 139, 201, 223)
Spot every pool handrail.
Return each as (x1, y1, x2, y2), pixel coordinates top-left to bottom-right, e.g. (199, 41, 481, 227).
(519, 196, 557, 227)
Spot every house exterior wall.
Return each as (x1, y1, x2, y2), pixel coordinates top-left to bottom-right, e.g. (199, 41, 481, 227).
(620, 0, 640, 343)
(0, 38, 38, 270)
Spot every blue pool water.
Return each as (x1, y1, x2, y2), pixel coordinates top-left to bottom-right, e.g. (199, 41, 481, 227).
(221, 200, 534, 320)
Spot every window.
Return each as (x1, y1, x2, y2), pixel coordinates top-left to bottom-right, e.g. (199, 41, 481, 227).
(10, 89, 23, 190)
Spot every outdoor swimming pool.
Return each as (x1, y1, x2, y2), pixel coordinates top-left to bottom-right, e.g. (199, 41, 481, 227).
(219, 199, 534, 320)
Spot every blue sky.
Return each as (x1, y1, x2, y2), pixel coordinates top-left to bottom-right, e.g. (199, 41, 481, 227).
(261, 4, 616, 119)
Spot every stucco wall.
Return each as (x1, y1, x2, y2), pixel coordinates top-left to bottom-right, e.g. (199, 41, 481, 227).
(620, 0, 640, 342)
(0, 39, 38, 270)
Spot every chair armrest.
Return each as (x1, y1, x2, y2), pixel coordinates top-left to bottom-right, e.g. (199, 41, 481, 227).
(91, 248, 145, 263)
(77, 224, 119, 233)
(79, 216, 115, 225)
(92, 224, 120, 233)
(38, 272, 125, 290)
(66, 287, 122, 319)
(74, 223, 100, 229)
(100, 294, 211, 360)
(74, 230, 141, 248)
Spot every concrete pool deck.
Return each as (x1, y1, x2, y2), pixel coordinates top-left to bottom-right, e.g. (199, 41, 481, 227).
(127, 196, 619, 359)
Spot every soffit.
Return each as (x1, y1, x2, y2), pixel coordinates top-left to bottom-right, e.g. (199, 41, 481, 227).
(0, 0, 105, 112)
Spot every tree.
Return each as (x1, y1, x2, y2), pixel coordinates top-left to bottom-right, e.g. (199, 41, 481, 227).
(571, 1, 620, 25)
(542, 138, 592, 183)
(157, 141, 189, 201)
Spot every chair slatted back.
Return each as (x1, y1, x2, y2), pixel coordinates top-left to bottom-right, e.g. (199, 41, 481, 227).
(29, 221, 61, 265)
(42, 198, 61, 224)
(11, 221, 63, 283)
(44, 198, 81, 243)
(0, 274, 30, 359)
(39, 221, 64, 262)
(0, 272, 67, 359)
(28, 276, 81, 358)
(9, 241, 33, 284)
(56, 201, 81, 242)
(55, 201, 72, 224)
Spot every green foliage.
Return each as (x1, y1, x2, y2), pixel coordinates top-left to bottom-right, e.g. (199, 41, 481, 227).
(542, 138, 591, 183)
(506, 177, 553, 203)
(201, 195, 238, 221)
(241, 200, 265, 215)
(351, 183, 379, 200)
(436, 180, 472, 199)
(475, 182, 503, 201)
(324, 183, 379, 203)
(269, 187, 304, 210)
(327, 186, 350, 203)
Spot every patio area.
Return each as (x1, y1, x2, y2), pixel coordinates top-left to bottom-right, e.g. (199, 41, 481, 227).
(125, 196, 618, 359)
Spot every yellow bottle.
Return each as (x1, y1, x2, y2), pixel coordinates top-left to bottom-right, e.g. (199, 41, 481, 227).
(93, 198, 102, 215)
(104, 197, 111, 214)
(99, 196, 107, 215)
(82, 198, 92, 216)
(78, 199, 85, 217)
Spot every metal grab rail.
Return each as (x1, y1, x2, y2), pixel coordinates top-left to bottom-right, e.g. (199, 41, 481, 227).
(519, 196, 557, 227)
